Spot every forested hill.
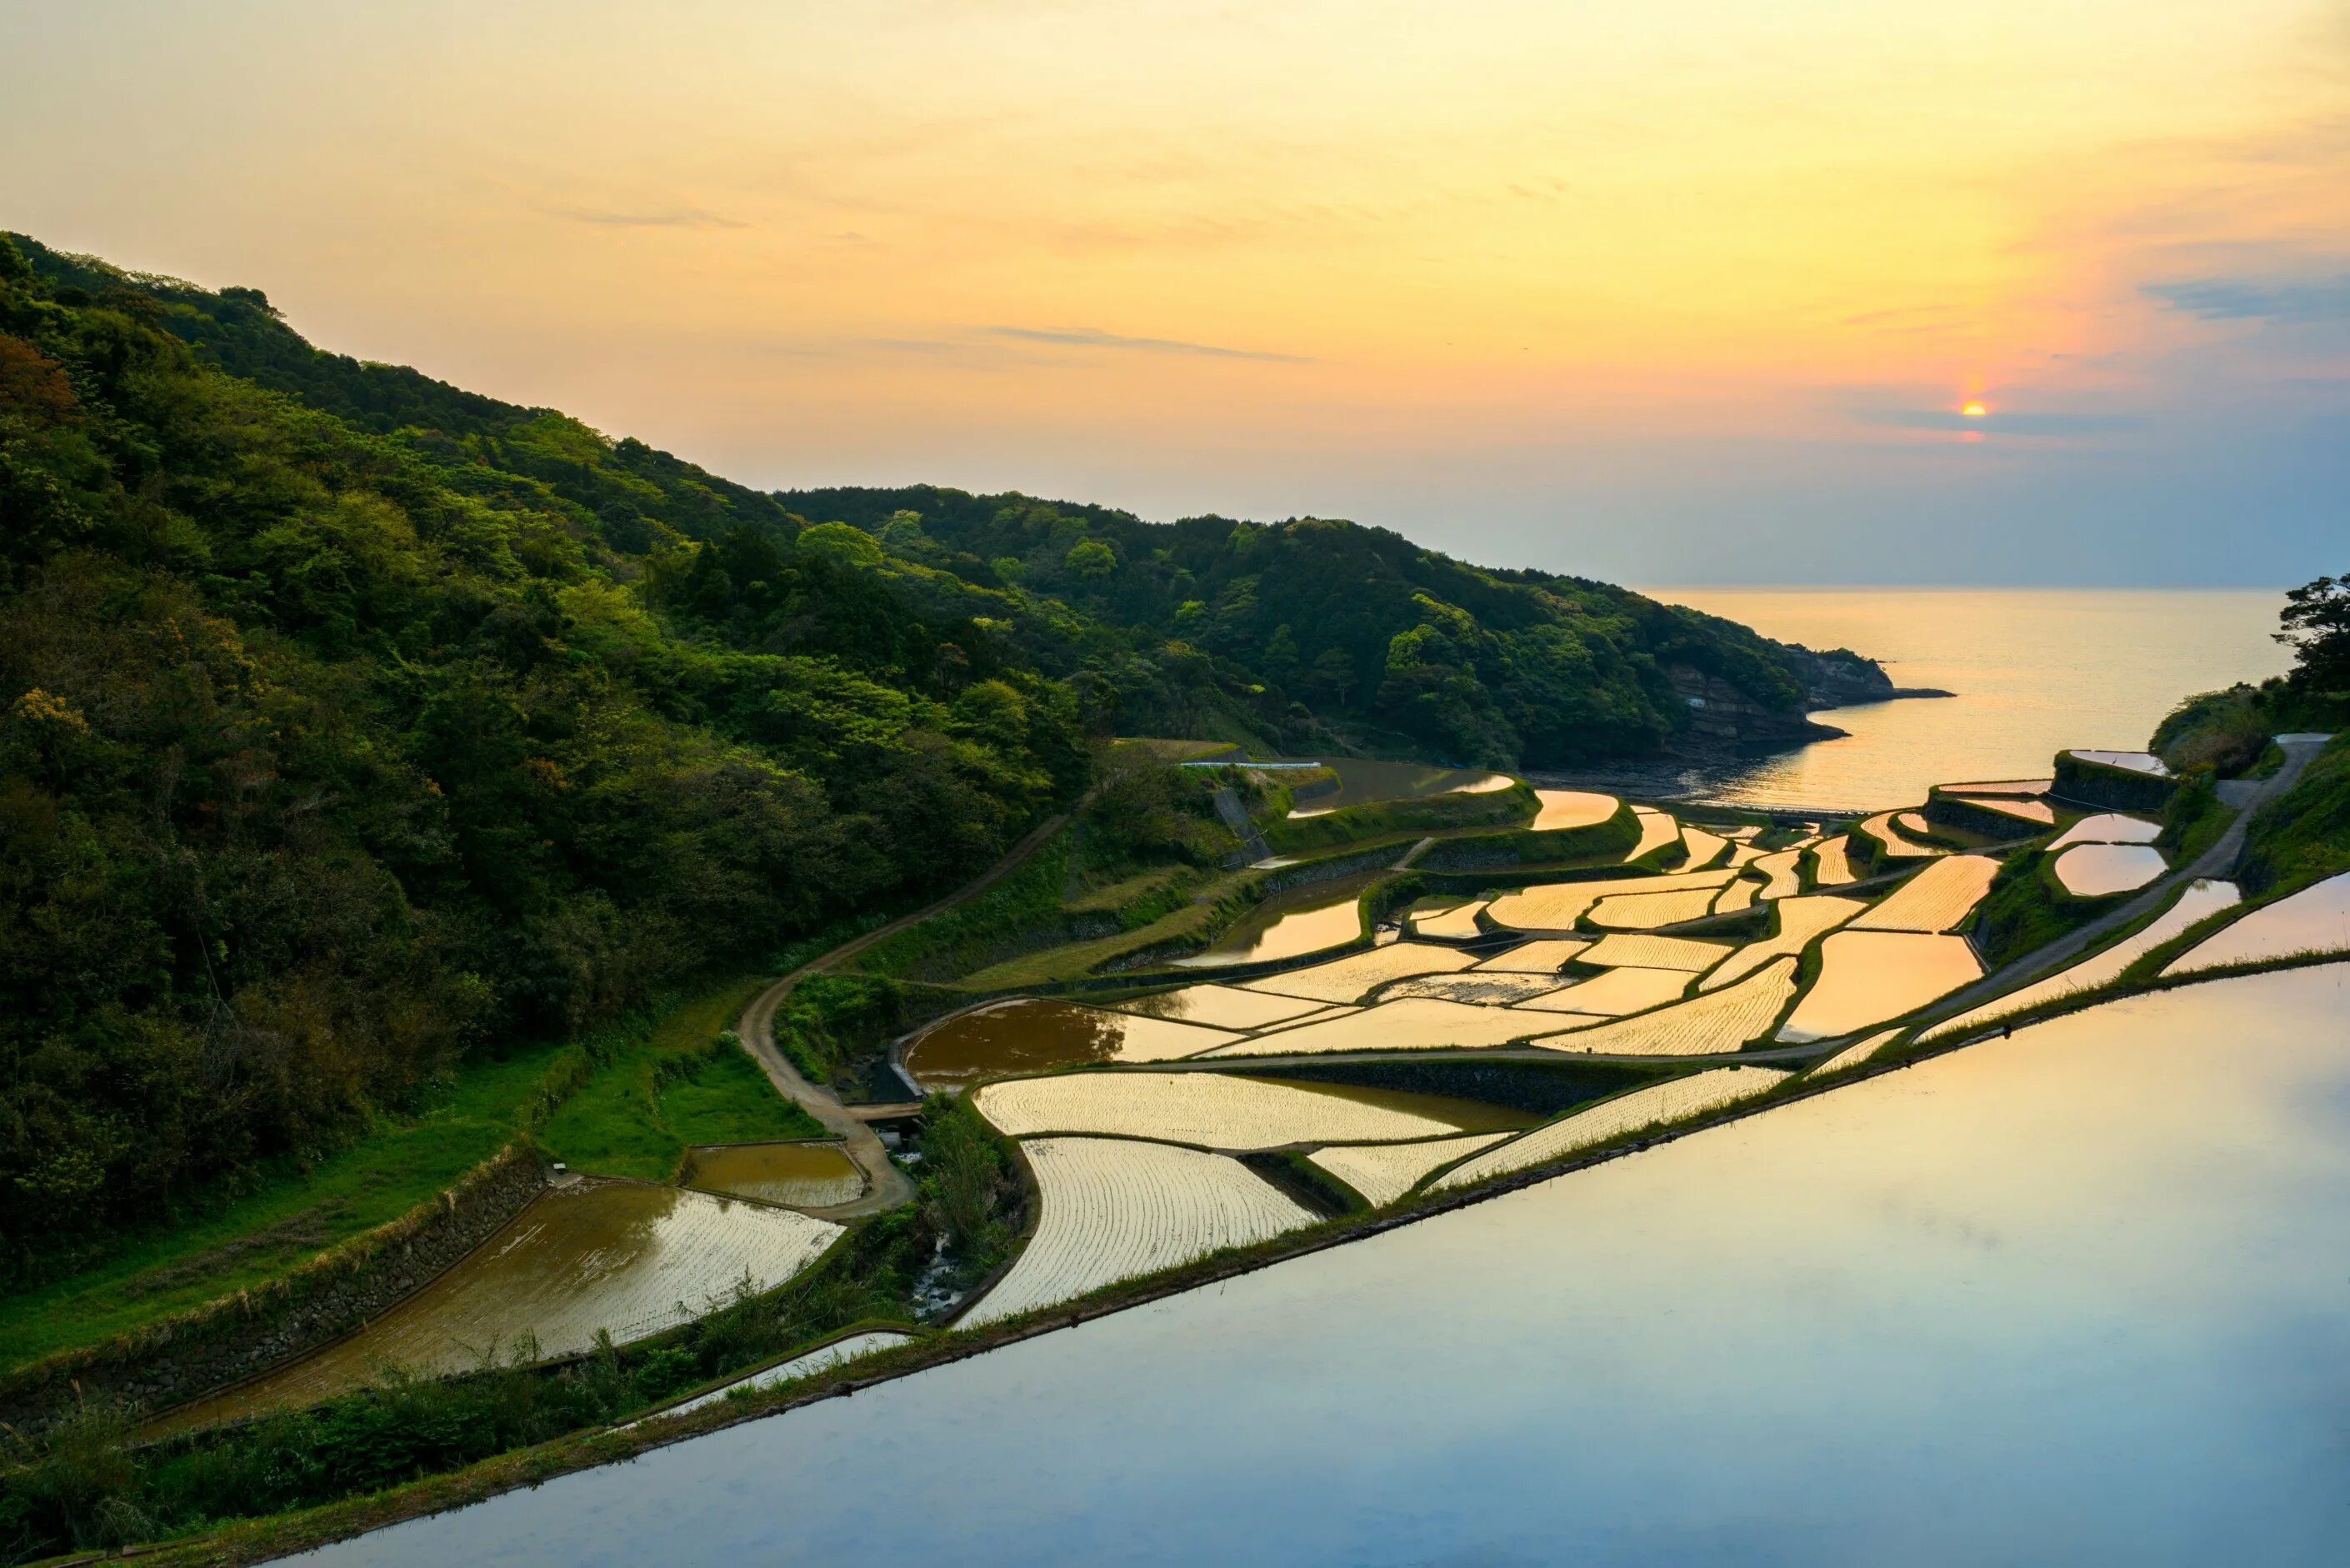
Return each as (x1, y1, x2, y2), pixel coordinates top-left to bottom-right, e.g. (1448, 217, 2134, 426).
(783, 484, 1895, 764)
(0, 232, 1874, 1263)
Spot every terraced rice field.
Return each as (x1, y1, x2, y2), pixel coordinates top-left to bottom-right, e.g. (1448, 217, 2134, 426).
(1851, 855, 2000, 932)
(1777, 931, 1982, 1041)
(1811, 837, 1858, 886)
(1177, 877, 1369, 966)
(972, 1072, 1488, 1146)
(1307, 1133, 1511, 1206)
(1532, 959, 1797, 1055)
(1971, 796, 2057, 826)
(1197, 996, 1550, 1056)
(1724, 844, 1765, 869)
(168, 1185, 843, 1427)
(2049, 812, 2162, 849)
(2162, 871, 2350, 976)
(1750, 850, 1804, 901)
(1700, 896, 1867, 991)
(652, 1330, 915, 1422)
(1104, 983, 1333, 1031)
(2068, 749, 2170, 777)
(904, 1000, 1242, 1089)
(1381, 971, 1572, 1006)
(1588, 886, 1725, 929)
(1628, 806, 1682, 861)
(1529, 790, 1620, 831)
(1712, 879, 1760, 914)
(1472, 939, 1591, 972)
(1803, 1028, 1903, 1080)
(1579, 932, 1732, 971)
(1429, 1066, 1790, 1191)
(683, 1142, 865, 1208)
(1485, 870, 1735, 931)
(960, 1138, 1316, 1326)
(1897, 811, 1933, 836)
(1919, 879, 2242, 1041)
(1859, 811, 1945, 859)
(1284, 759, 1512, 817)
(1411, 899, 1490, 940)
(1238, 942, 1480, 1004)
(1512, 966, 1692, 1016)
(1679, 828, 1731, 869)
(2052, 842, 2166, 896)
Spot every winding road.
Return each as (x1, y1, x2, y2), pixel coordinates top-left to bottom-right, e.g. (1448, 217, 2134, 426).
(734, 806, 1078, 1217)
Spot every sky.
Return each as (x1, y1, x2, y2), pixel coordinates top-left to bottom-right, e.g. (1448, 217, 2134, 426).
(3, 0, 2346, 585)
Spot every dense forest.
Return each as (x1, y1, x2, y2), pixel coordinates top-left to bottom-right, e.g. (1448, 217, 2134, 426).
(0, 232, 1868, 1271)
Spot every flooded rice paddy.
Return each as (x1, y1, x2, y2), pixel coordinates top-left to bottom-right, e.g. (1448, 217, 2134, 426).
(1921, 878, 2241, 1041)
(1698, 895, 1863, 991)
(1585, 885, 1723, 928)
(2164, 871, 2350, 976)
(2052, 841, 2168, 896)
(1777, 930, 1981, 1041)
(962, 1138, 1316, 1326)
(1282, 759, 1510, 817)
(1487, 869, 1732, 931)
(1626, 805, 1681, 861)
(1237, 942, 1478, 1003)
(1174, 876, 1372, 966)
(1197, 996, 1557, 1056)
(1527, 789, 1619, 831)
(2068, 748, 2169, 777)
(1532, 960, 1797, 1055)
(2050, 811, 2162, 849)
(1471, 938, 1589, 972)
(1306, 1132, 1512, 1207)
(175, 1184, 840, 1429)
(903, 1000, 1240, 1090)
(971, 1071, 1528, 1146)
(1810, 836, 1858, 884)
(1850, 853, 1999, 931)
(682, 1142, 864, 1209)
(1431, 1066, 1789, 1189)
(1802, 1026, 1904, 1078)
(650, 1330, 914, 1422)
(1102, 982, 1332, 1031)
(1512, 966, 1691, 1016)
(1972, 796, 2057, 825)
(1576, 932, 1732, 971)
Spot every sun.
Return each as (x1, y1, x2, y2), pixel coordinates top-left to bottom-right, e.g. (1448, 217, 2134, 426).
(1961, 401, 1989, 417)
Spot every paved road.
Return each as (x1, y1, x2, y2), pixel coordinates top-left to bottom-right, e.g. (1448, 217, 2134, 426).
(1914, 734, 2332, 1030)
(734, 806, 1077, 1217)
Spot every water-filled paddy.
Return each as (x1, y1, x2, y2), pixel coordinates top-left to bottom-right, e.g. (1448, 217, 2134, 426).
(1970, 795, 2057, 825)
(1485, 868, 1733, 931)
(1626, 806, 1680, 861)
(1699, 894, 1863, 991)
(1512, 966, 1691, 1016)
(1532, 960, 1795, 1055)
(2164, 871, 2350, 975)
(1198, 996, 1553, 1056)
(651, 1330, 914, 1422)
(1472, 938, 1590, 972)
(682, 1141, 864, 1209)
(1103, 983, 1332, 1031)
(1777, 930, 1980, 1041)
(962, 1138, 1315, 1326)
(1586, 886, 1722, 929)
(301, 967, 2350, 1567)
(172, 1184, 840, 1429)
(903, 1000, 1240, 1090)
(972, 1071, 1528, 1146)
(1175, 876, 1372, 966)
(1306, 1132, 1512, 1207)
(2050, 811, 2162, 849)
(1850, 853, 1999, 931)
(2068, 748, 2169, 776)
(1528, 789, 1618, 831)
(1282, 758, 1510, 817)
(1577, 932, 1730, 971)
(2052, 841, 2167, 896)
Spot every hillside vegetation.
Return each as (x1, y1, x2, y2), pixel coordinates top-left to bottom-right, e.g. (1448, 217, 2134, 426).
(0, 232, 1878, 1276)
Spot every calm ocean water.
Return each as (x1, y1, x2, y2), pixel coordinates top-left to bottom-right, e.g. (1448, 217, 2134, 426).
(1585, 587, 2290, 811)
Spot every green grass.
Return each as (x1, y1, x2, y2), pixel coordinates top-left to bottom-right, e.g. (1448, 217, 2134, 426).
(0, 975, 814, 1375)
(2241, 732, 2350, 894)
(1972, 849, 2132, 967)
(537, 976, 805, 1178)
(0, 1046, 567, 1376)
(658, 1049, 828, 1146)
(1261, 781, 1537, 854)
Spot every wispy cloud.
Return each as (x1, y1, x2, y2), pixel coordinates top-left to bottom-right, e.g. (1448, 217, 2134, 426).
(2144, 271, 2350, 324)
(981, 325, 1309, 362)
(548, 206, 749, 230)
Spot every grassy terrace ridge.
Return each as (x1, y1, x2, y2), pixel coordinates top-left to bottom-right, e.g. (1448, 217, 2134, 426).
(0, 974, 812, 1378)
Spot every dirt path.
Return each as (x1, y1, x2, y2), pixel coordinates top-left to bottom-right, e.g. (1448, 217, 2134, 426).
(734, 808, 1076, 1217)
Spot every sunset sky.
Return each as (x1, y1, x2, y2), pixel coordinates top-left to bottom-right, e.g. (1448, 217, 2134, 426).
(5, 0, 2345, 583)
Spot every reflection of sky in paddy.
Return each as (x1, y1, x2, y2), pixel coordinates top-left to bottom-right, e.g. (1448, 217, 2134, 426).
(310, 966, 2350, 1567)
